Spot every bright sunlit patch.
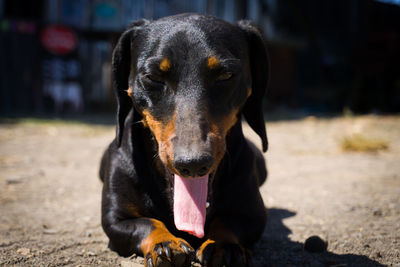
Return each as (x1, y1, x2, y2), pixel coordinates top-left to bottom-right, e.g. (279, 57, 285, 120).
(341, 134, 389, 152)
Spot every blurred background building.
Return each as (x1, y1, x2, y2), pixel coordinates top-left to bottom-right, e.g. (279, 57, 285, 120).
(1, 0, 399, 115)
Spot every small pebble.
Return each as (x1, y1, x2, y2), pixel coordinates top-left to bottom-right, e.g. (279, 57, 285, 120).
(304, 235, 327, 253)
(373, 208, 383, 216)
(17, 248, 30, 256)
(6, 177, 23, 185)
(86, 251, 96, 257)
(121, 260, 141, 267)
(43, 229, 58, 235)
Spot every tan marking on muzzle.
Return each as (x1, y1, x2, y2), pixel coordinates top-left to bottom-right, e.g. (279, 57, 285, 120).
(208, 109, 239, 173)
(142, 110, 178, 173)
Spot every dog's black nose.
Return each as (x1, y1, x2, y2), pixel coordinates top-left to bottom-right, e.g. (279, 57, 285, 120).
(174, 154, 214, 177)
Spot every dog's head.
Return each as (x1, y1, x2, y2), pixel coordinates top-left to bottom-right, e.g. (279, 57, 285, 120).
(113, 14, 269, 178)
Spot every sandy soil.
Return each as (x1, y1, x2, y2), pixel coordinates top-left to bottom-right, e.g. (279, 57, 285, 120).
(0, 115, 399, 267)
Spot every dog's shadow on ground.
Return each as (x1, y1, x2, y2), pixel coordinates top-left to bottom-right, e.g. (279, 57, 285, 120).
(253, 208, 384, 267)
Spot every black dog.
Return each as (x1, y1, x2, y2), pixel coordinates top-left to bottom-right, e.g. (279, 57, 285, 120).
(100, 13, 269, 267)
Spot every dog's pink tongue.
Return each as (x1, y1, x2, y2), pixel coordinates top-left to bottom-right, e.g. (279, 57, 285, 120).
(173, 174, 208, 238)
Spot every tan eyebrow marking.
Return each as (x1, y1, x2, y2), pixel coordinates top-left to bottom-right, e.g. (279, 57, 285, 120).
(207, 56, 220, 69)
(159, 58, 171, 72)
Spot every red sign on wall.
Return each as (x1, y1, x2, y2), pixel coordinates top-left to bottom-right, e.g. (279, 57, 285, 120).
(40, 25, 77, 55)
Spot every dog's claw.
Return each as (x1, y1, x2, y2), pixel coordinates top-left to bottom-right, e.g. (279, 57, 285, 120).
(164, 246, 171, 259)
(144, 239, 194, 267)
(156, 245, 163, 256)
(146, 254, 154, 267)
(181, 243, 193, 254)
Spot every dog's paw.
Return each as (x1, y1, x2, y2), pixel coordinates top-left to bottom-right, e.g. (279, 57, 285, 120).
(196, 239, 252, 267)
(144, 238, 194, 267)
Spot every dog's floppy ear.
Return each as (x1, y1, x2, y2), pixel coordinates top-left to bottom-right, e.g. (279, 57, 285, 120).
(237, 20, 269, 152)
(112, 19, 148, 147)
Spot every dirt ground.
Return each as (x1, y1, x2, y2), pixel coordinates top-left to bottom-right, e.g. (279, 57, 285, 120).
(0, 114, 399, 267)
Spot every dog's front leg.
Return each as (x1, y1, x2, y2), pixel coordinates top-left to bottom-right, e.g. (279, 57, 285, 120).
(196, 218, 254, 267)
(103, 217, 194, 267)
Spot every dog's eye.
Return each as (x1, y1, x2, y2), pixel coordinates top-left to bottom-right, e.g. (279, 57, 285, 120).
(146, 74, 165, 85)
(216, 72, 232, 81)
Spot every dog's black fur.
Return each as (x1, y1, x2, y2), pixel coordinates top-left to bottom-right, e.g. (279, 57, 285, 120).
(100, 13, 269, 267)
